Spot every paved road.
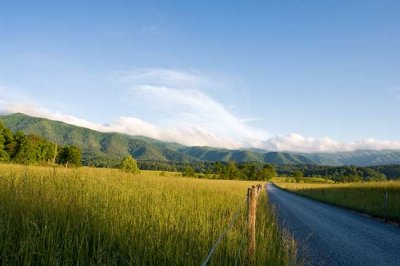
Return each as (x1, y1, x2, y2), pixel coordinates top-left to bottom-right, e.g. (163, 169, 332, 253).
(267, 183, 400, 266)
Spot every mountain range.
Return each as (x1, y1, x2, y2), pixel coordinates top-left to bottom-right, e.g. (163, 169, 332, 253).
(1, 113, 400, 166)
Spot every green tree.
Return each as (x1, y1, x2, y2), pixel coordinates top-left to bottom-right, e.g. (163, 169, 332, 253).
(258, 164, 276, 181)
(13, 133, 38, 165)
(226, 161, 240, 179)
(240, 163, 258, 180)
(120, 155, 140, 173)
(59, 145, 82, 167)
(0, 122, 12, 162)
(182, 165, 195, 177)
(293, 171, 304, 183)
(214, 161, 224, 177)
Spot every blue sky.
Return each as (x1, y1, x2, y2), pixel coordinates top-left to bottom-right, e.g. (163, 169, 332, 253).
(1, 0, 400, 152)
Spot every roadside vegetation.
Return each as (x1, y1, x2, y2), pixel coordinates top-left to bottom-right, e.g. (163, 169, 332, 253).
(0, 163, 296, 265)
(274, 177, 400, 222)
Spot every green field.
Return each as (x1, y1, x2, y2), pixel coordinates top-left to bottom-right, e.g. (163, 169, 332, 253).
(274, 179, 400, 222)
(0, 164, 296, 265)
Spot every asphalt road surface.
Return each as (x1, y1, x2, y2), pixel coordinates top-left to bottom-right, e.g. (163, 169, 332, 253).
(267, 183, 400, 266)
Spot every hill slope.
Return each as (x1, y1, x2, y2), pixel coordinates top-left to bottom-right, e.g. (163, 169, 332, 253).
(2, 113, 400, 166)
(0, 113, 313, 165)
(298, 150, 400, 166)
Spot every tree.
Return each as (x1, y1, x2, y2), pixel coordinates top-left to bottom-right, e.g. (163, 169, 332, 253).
(258, 164, 276, 181)
(13, 133, 38, 165)
(293, 171, 304, 183)
(226, 160, 241, 179)
(120, 155, 140, 173)
(0, 131, 9, 162)
(240, 162, 258, 180)
(59, 145, 82, 167)
(182, 165, 195, 177)
(341, 175, 361, 183)
(214, 161, 224, 176)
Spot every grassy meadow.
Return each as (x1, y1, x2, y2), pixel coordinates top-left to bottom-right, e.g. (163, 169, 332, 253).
(0, 164, 296, 265)
(274, 178, 400, 222)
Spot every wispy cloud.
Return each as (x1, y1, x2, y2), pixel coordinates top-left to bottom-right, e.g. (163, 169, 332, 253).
(117, 68, 212, 90)
(0, 67, 265, 149)
(119, 68, 268, 147)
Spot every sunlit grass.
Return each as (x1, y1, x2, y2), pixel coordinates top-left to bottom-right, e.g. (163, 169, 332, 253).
(0, 164, 296, 265)
(275, 180, 400, 221)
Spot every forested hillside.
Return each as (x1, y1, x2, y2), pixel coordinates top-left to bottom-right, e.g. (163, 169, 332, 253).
(2, 113, 400, 167)
(0, 113, 313, 166)
(1, 114, 399, 181)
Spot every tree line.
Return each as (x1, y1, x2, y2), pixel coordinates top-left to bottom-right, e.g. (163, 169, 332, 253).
(139, 160, 397, 182)
(275, 164, 387, 182)
(0, 122, 82, 166)
(182, 161, 276, 181)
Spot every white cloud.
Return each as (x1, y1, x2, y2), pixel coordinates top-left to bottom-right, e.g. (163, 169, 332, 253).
(1, 69, 400, 153)
(120, 69, 268, 147)
(0, 69, 266, 149)
(262, 133, 400, 153)
(351, 139, 400, 151)
(109, 116, 241, 148)
(130, 85, 266, 138)
(262, 134, 351, 153)
(0, 99, 244, 148)
(2, 100, 400, 152)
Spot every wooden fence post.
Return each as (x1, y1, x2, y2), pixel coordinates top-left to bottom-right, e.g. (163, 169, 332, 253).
(247, 186, 257, 266)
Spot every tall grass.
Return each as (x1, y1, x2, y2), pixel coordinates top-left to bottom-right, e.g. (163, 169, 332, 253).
(275, 181, 400, 222)
(0, 164, 295, 265)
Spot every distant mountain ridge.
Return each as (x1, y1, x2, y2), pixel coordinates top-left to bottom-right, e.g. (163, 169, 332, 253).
(1, 113, 400, 166)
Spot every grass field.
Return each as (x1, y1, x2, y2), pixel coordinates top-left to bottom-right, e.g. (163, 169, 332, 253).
(274, 179, 400, 222)
(0, 164, 296, 265)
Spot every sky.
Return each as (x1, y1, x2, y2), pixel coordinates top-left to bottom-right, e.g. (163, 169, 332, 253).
(1, 0, 400, 152)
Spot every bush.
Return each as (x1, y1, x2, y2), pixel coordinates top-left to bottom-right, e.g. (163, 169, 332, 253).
(182, 166, 195, 177)
(120, 155, 140, 174)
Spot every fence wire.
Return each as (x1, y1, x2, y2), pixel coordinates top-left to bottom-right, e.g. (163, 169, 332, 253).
(201, 197, 246, 266)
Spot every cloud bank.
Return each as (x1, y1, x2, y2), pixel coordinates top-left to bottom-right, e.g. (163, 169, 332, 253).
(262, 134, 400, 153)
(2, 100, 400, 152)
(1, 69, 400, 153)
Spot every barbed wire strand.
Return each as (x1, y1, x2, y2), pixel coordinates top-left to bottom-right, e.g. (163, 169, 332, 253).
(234, 214, 248, 266)
(201, 197, 246, 266)
(236, 192, 251, 266)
